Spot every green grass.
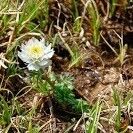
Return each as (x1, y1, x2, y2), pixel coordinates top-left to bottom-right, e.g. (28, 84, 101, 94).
(0, 0, 132, 132)
(101, 31, 127, 66)
(112, 88, 133, 133)
(109, 0, 117, 17)
(86, 0, 101, 46)
(85, 99, 102, 133)
(112, 88, 121, 132)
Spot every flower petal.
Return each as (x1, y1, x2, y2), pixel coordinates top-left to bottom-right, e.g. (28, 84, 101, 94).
(41, 50, 54, 60)
(38, 60, 48, 66)
(18, 51, 31, 63)
(40, 38, 45, 44)
(44, 44, 52, 52)
(41, 60, 52, 69)
(27, 63, 40, 71)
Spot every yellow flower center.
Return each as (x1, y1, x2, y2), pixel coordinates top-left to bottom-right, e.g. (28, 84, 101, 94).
(28, 45, 44, 59)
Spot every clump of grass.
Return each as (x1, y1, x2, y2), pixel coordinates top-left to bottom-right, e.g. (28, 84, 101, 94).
(113, 30, 127, 66)
(111, 88, 132, 132)
(58, 32, 85, 69)
(109, 0, 117, 17)
(85, 99, 102, 133)
(86, 0, 101, 46)
(2, 0, 49, 58)
(68, 46, 85, 69)
(17, 0, 49, 34)
(101, 31, 127, 66)
(72, 0, 82, 33)
(109, 0, 128, 18)
(0, 95, 13, 126)
(0, 91, 26, 132)
(112, 88, 121, 132)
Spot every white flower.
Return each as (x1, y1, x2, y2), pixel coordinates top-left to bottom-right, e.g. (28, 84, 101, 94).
(18, 37, 54, 71)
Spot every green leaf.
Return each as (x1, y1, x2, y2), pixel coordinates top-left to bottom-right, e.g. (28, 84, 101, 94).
(86, 100, 101, 133)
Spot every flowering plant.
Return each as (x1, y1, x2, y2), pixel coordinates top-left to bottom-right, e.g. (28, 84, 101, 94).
(18, 37, 54, 71)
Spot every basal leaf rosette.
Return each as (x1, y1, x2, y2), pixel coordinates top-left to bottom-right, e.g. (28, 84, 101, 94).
(18, 37, 54, 71)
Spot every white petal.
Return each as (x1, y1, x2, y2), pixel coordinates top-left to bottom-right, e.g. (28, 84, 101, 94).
(38, 60, 47, 66)
(41, 60, 52, 69)
(45, 50, 54, 59)
(40, 38, 45, 44)
(41, 45, 54, 59)
(45, 44, 52, 52)
(21, 43, 26, 51)
(27, 37, 39, 45)
(27, 63, 40, 71)
(44, 60, 52, 67)
(18, 51, 31, 63)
